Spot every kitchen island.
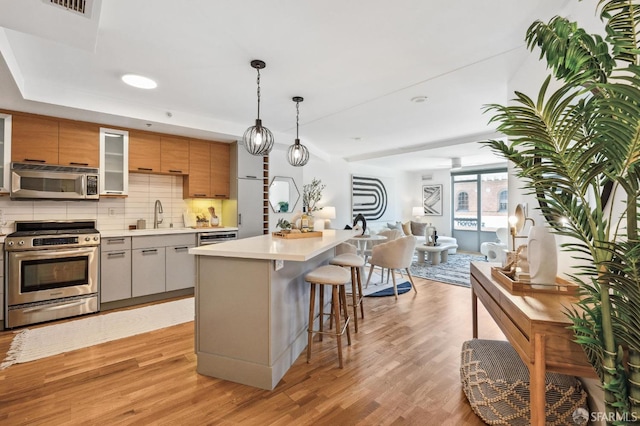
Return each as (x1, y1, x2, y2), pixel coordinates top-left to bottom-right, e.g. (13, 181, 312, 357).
(189, 229, 357, 390)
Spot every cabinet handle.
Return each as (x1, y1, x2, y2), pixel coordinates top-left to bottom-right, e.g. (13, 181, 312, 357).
(193, 193, 207, 197)
(107, 251, 127, 257)
(214, 194, 227, 198)
(107, 238, 126, 243)
(142, 249, 158, 254)
(105, 191, 122, 194)
(238, 213, 242, 225)
(169, 169, 182, 173)
(24, 158, 46, 163)
(174, 246, 189, 251)
(245, 175, 258, 179)
(70, 162, 89, 166)
(137, 167, 153, 171)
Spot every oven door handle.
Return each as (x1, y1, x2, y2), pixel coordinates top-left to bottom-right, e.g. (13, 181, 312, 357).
(10, 246, 98, 261)
(21, 299, 88, 313)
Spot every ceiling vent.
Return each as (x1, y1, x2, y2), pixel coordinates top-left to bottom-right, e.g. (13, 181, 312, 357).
(44, 0, 94, 17)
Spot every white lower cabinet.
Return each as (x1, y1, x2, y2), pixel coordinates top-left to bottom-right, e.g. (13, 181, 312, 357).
(166, 242, 196, 291)
(100, 237, 132, 303)
(132, 246, 166, 297)
(131, 234, 196, 298)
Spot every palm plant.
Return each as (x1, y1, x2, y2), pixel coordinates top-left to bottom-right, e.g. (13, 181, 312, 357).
(482, 1, 640, 423)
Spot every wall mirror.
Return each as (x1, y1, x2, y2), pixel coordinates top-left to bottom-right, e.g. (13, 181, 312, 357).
(269, 176, 300, 213)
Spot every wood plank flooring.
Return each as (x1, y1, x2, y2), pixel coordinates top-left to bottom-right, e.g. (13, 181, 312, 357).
(0, 277, 504, 425)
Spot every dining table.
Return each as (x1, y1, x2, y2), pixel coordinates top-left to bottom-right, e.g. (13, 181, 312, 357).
(349, 233, 388, 283)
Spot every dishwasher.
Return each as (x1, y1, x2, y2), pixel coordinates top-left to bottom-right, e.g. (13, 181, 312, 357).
(197, 230, 238, 246)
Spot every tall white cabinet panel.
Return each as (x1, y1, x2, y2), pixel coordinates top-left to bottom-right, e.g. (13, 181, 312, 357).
(132, 245, 166, 297)
(237, 140, 264, 179)
(237, 178, 264, 239)
(99, 128, 129, 195)
(0, 114, 12, 193)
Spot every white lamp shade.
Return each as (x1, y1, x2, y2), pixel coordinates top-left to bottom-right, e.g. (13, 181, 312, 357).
(412, 207, 423, 217)
(316, 206, 336, 219)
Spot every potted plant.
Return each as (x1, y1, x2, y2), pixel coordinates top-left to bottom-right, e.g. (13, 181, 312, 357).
(482, 1, 640, 422)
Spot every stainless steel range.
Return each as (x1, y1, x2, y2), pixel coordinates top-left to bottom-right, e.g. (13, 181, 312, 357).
(4, 220, 100, 328)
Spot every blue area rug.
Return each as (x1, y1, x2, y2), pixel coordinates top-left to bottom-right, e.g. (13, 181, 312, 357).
(409, 253, 485, 287)
(365, 281, 411, 297)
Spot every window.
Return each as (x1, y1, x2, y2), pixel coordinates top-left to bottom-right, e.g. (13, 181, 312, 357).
(457, 192, 469, 211)
(498, 190, 508, 212)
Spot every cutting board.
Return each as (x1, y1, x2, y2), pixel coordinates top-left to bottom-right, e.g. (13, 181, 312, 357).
(183, 211, 197, 228)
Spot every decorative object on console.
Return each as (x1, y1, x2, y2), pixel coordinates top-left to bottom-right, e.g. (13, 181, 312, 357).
(243, 59, 274, 156)
(526, 225, 557, 284)
(351, 174, 392, 221)
(422, 184, 443, 216)
(508, 203, 535, 251)
(287, 96, 310, 167)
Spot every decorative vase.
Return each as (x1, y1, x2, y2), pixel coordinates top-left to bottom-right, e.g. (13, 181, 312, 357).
(527, 225, 557, 284)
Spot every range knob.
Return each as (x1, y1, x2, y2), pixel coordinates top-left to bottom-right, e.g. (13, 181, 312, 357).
(18, 240, 24, 246)
(7, 241, 13, 246)
(85, 237, 91, 242)
(93, 236, 99, 241)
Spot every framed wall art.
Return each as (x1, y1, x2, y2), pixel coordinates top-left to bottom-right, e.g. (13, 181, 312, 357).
(351, 174, 394, 221)
(422, 184, 443, 216)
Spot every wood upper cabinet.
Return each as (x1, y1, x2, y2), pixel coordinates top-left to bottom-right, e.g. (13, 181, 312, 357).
(210, 142, 230, 199)
(59, 121, 100, 167)
(160, 136, 189, 174)
(129, 131, 161, 173)
(11, 114, 59, 164)
(184, 140, 211, 198)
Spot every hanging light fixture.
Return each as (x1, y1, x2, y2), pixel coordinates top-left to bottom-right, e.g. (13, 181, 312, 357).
(287, 96, 310, 167)
(243, 59, 274, 156)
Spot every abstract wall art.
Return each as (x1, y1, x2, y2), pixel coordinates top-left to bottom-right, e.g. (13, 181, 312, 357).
(422, 184, 443, 216)
(351, 175, 393, 221)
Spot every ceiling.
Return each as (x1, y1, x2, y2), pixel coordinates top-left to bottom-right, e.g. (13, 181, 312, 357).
(0, 0, 579, 172)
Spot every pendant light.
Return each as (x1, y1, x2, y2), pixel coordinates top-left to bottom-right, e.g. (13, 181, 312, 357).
(243, 60, 274, 156)
(287, 96, 310, 167)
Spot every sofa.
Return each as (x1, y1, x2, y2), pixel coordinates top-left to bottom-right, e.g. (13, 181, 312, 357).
(382, 221, 458, 255)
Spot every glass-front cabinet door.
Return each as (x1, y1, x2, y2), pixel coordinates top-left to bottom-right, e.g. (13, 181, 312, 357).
(99, 128, 129, 195)
(0, 113, 12, 193)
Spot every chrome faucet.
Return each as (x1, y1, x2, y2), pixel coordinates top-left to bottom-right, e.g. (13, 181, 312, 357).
(154, 200, 164, 229)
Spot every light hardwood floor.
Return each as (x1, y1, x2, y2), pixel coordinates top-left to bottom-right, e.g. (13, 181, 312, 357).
(0, 276, 504, 425)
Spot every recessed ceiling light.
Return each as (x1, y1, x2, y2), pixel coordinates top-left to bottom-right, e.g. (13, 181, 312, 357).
(121, 74, 157, 89)
(411, 96, 428, 103)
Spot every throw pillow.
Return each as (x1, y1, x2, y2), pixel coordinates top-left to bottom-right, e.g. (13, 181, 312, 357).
(386, 221, 405, 235)
(402, 221, 412, 236)
(410, 221, 428, 237)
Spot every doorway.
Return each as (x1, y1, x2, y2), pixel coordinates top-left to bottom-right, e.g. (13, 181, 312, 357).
(451, 169, 508, 252)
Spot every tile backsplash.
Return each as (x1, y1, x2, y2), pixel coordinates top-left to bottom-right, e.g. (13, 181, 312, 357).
(0, 174, 226, 233)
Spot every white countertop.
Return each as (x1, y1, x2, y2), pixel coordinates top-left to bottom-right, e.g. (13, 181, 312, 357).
(189, 229, 358, 261)
(100, 226, 238, 238)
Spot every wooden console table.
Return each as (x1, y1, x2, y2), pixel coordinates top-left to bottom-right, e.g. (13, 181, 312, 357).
(470, 262, 597, 426)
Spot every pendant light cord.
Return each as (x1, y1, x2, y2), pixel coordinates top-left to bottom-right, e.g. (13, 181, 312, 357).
(256, 68, 261, 120)
(295, 100, 300, 143)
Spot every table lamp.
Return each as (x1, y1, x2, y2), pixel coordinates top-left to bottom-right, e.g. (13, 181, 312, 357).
(315, 206, 336, 230)
(412, 206, 424, 218)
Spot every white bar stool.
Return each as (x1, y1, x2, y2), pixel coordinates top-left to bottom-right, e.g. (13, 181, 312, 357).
(329, 253, 365, 332)
(305, 264, 352, 368)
